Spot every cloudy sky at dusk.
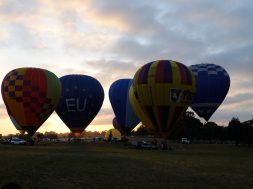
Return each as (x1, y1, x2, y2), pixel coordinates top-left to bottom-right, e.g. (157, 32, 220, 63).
(0, 0, 253, 135)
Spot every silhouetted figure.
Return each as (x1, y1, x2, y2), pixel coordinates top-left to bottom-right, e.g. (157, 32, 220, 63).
(108, 131, 112, 142)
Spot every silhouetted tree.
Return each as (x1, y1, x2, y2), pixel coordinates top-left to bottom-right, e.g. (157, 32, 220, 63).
(228, 117, 241, 145)
(241, 122, 253, 146)
(44, 131, 58, 139)
(227, 117, 253, 146)
(170, 111, 203, 141)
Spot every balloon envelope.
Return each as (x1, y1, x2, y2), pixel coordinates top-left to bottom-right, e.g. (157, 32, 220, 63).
(190, 63, 230, 121)
(112, 117, 124, 135)
(1, 68, 61, 136)
(109, 79, 139, 135)
(130, 60, 196, 138)
(9, 115, 25, 134)
(55, 75, 104, 136)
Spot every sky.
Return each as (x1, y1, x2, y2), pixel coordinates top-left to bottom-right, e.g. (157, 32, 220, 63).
(0, 0, 253, 135)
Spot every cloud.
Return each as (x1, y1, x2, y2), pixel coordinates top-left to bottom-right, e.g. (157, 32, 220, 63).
(223, 93, 253, 105)
(212, 108, 253, 125)
(0, 0, 253, 132)
(86, 0, 163, 34)
(0, 28, 9, 43)
(58, 10, 119, 51)
(0, 0, 39, 15)
(80, 59, 139, 87)
(206, 43, 253, 77)
(5, 23, 40, 48)
(91, 107, 114, 125)
(88, 0, 253, 70)
(0, 104, 8, 119)
(112, 34, 207, 65)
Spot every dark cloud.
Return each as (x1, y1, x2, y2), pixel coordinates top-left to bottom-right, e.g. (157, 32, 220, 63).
(224, 93, 253, 105)
(205, 43, 253, 77)
(95, 1, 253, 69)
(112, 34, 206, 65)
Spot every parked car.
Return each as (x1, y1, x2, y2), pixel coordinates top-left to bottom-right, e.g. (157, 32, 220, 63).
(10, 138, 27, 145)
(94, 137, 104, 142)
(181, 138, 190, 144)
(111, 137, 121, 142)
(141, 141, 153, 149)
(131, 140, 158, 150)
(1, 138, 10, 144)
(142, 141, 158, 149)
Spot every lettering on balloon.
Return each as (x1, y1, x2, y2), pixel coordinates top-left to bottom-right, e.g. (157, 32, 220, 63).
(181, 90, 195, 104)
(170, 89, 194, 103)
(170, 89, 182, 102)
(66, 98, 87, 112)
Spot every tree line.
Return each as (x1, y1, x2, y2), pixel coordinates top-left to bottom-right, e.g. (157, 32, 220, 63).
(3, 111, 252, 146)
(132, 111, 253, 146)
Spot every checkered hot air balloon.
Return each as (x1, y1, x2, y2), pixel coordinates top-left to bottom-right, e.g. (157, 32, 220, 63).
(189, 63, 230, 121)
(129, 60, 196, 138)
(1, 68, 61, 136)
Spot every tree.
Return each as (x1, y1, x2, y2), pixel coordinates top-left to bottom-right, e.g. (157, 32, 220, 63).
(228, 117, 241, 145)
(170, 111, 203, 141)
(44, 131, 58, 139)
(241, 122, 253, 146)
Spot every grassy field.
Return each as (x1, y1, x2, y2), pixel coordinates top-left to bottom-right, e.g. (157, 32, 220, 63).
(0, 142, 252, 189)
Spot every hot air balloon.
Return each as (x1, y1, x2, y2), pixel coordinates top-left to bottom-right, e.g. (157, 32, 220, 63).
(55, 75, 104, 137)
(129, 60, 196, 138)
(190, 63, 230, 121)
(109, 79, 139, 135)
(9, 116, 25, 135)
(112, 117, 124, 135)
(1, 67, 61, 136)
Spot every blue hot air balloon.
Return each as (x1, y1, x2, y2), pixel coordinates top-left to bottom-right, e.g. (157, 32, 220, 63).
(190, 63, 230, 121)
(55, 75, 104, 136)
(109, 79, 139, 135)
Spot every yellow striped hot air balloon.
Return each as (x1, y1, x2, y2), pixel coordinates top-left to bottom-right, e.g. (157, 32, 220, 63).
(129, 60, 196, 138)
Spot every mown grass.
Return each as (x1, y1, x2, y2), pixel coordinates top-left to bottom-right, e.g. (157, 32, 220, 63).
(0, 142, 252, 189)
